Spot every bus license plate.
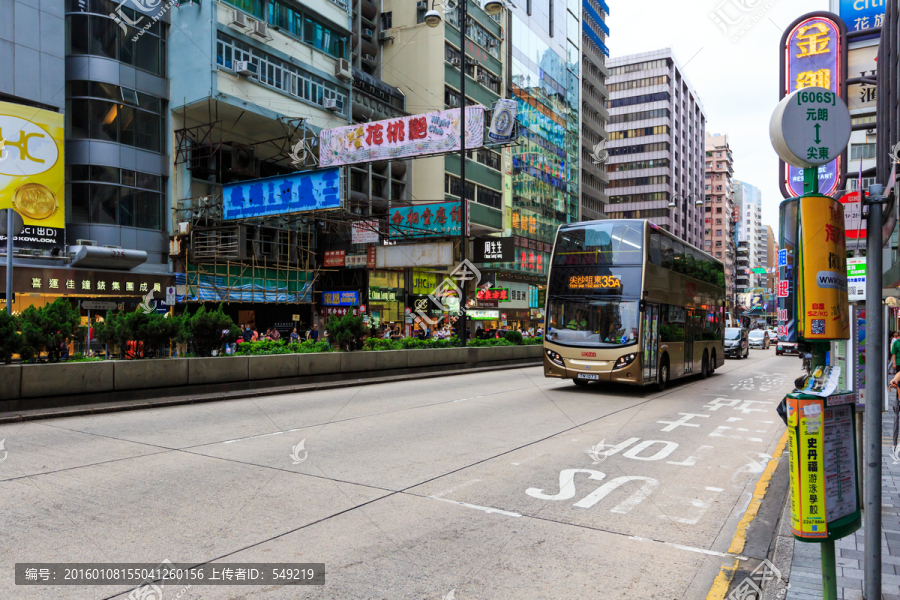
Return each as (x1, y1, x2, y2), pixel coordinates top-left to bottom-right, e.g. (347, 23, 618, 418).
(578, 374, 599, 380)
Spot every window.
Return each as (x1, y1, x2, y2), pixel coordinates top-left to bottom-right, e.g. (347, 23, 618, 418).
(609, 92, 670, 109)
(68, 165, 164, 231)
(716, 207, 722, 213)
(66, 81, 165, 153)
(608, 76, 669, 92)
(216, 32, 348, 116)
(65, 1, 167, 77)
(850, 143, 876, 160)
(226, 0, 264, 18)
(606, 158, 669, 172)
(608, 142, 670, 157)
(716, 252, 722, 257)
(381, 11, 392, 29)
(608, 125, 669, 140)
(609, 59, 668, 75)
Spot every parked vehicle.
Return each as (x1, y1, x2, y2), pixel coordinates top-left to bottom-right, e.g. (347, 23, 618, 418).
(724, 327, 750, 359)
(749, 330, 769, 349)
(776, 340, 800, 356)
(767, 330, 778, 342)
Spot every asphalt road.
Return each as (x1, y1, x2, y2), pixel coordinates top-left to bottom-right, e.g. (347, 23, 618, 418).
(0, 346, 798, 600)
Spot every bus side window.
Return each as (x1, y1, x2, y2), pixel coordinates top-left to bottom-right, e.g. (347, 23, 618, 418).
(649, 230, 662, 265)
(673, 241, 686, 274)
(660, 235, 674, 270)
(694, 249, 710, 283)
(684, 249, 696, 279)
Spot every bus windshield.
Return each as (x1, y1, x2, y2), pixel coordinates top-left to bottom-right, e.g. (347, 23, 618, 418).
(553, 221, 644, 266)
(546, 299, 640, 347)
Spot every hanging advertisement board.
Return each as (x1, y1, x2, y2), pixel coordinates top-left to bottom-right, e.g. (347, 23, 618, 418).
(223, 168, 341, 219)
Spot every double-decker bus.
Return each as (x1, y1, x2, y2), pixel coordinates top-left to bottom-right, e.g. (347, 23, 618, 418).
(543, 219, 726, 389)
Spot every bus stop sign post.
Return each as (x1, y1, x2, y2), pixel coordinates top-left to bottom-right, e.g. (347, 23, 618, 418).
(771, 88, 857, 600)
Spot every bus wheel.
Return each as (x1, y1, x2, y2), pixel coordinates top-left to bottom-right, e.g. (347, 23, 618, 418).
(573, 378, 588, 386)
(700, 352, 709, 380)
(657, 357, 669, 391)
(709, 351, 717, 376)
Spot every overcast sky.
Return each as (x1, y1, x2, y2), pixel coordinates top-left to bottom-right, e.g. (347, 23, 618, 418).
(605, 0, 828, 235)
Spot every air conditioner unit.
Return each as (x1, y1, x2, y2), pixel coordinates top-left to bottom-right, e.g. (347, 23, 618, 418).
(178, 222, 191, 235)
(378, 31, 392, 41)
(250, 20, 271, 40)
(448, 96, 459, 107)
(363, 53, 375, 63)
(866, 128, 876, 135)
(76, 239, 97, 246)
(324, 98, 342, 111)
(449, 57, 460, 67)
(363, 28, 374, 38)
(477, 74, 487, 84)
(229, 9, 251, 29)
(227, 143, 260, 177)
(233, 60, 258, 77)
(334, 58, 351, 81)
(416, 0, 427, 8)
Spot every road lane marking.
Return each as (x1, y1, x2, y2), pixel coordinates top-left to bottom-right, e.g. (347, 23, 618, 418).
(430, 496, 521, 518)
(628, 536, 748, 560)
(706, 429, 790, 600)
(706, 487, 724, 492)
(667, 445, 713, 466)
(222, 429, 304, 444)
(431, 479, 482, 499)
(658, 413, 710, 432)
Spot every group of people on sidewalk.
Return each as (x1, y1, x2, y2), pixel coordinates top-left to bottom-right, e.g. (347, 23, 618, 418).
(237, 323, 326, 344)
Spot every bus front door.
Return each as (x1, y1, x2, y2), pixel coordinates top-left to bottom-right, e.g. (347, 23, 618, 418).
(642, 304, 658, 384)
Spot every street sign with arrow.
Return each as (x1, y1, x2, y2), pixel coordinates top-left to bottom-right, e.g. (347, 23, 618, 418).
(770, 86, 852, 169)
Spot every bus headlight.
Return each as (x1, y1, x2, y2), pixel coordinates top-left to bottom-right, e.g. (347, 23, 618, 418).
(614, 353, 637, 370)
(546, 349, 565, 366)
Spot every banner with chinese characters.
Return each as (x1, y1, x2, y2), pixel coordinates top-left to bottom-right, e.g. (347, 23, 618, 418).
(351, 221, 380, 244)
(780, 14, 846, 198)
(389, 202, 466, 238)
(319, 106, 486, 168)
(514, 236, 553, 274)
(839, 0, 884, 35)
(223, 168, 341, 219)
(0, 101, 65, 250)
(321, 291, 359, 306)
(323, 251, 345, 268)
(778, 199, 799, 342)
(473, 237, 514, 262)
(797, 195, 850, 340)
(322, 307, 359, 318)
(788, 396, 829, 538)
(1, 266, 172, 297)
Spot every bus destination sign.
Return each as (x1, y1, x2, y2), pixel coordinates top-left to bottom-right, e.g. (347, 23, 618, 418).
(568, 275, 622, 290)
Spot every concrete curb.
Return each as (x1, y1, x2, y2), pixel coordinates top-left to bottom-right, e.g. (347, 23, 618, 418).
(0, 360, 542, 423)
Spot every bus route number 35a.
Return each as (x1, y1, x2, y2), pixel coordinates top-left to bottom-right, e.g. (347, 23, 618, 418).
(569, 275, 621, 290)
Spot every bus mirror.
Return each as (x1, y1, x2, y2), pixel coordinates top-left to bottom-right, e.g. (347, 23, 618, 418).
(639, 300, 645, 312)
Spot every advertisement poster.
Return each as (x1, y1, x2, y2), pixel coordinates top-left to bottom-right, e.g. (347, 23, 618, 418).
(823, 405, 857, 523)
(798, 195, 850, 340)
(0, 101, 65, 250)
(319, 106, 485, 168)
(778, 199, 798, 341)
(856, 307, 866, 408)
(788, 397, 828, 538)
(389, 202, 466, 238)
(223, 168, 341, 219)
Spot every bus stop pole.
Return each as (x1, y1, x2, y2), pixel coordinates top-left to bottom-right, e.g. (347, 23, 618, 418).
(864, 183, 884, 600)
(5, 209, 13, 315)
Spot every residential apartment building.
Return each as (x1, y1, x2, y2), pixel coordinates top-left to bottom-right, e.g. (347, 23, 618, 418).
(580, 0, 610, 221)
(762, 224, 777, 294)
(734, 180, 762, 290)
(704, 132, 735, 305)
(604, 48, 706, 248)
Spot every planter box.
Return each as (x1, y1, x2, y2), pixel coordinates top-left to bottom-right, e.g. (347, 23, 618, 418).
(21, 361, 114, 398)
(300, 352, 341, 376)
(0, 365, 22, 401)
(342, 350, 408, 373)
(525, 345, 542, 358)
(408, 348, 436, 368)
(116, 359, 188, 391)
(249, 354, 300, 381)
(187, 356, 249, 386)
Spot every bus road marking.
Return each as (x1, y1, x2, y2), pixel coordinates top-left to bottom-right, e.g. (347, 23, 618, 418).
(658, 413, 710, 432)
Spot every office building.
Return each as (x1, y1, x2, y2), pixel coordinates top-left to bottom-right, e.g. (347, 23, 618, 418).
(604, 48, 706, 248)
(704, 132, 735, 304)
(580, 0, 610, 221)
(762, 224, 776, 294)
(734, 180, 762, 290)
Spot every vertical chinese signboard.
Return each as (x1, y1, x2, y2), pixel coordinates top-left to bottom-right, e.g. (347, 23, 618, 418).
(778, 200, 799, 342)
(779, 13, 847, 198)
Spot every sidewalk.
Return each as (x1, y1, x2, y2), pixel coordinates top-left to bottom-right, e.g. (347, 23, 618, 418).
(786, 411, 900, 600)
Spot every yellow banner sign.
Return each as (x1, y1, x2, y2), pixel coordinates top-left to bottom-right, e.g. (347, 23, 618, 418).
(788, 397, 828, 538)
(798, 195, 849, 340)
(0, 101, 65, 245)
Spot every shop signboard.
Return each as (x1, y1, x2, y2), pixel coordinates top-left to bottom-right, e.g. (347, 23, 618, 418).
(324, 250, 345, 267)
(367, 246, 376, 268)
(223, 168, 341, 220)
(476, 287, 510, 302)
(474, 237, 515, 262)
(369, 287, 399, 302)
(0, 101, 65, 250)
(468, 309, 500, 320)
(779, 15, 847, 198)
(319, 106, 486, 168)
(352, 220, 380, 244)
(322, 291, 359, 306)
(345, 254, 367, 268)
(1, 266, 171, 297)
(839, 0, 885, 35)
(778, 200, 799, 341)
(412, 271, 439, 295)
(847, 257, 866, 302)
(389, 202, 466, 238)
(322, 307, 359, 317)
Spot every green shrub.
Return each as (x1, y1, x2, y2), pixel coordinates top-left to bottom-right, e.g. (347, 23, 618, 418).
(234, 340, 332, 356)
(466, 338, 515, 347)
(522, 336, 544, 345)
(183, 304, 238, 356)
(326, 315, 367, 351)
(18, 298, 81, 362)
(0, 311, 21, 364)
(503, 330, 523, 345)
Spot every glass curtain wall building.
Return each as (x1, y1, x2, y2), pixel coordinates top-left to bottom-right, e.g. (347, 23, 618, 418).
(506, 1, 580, 278)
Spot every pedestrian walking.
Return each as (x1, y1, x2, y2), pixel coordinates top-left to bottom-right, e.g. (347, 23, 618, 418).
(290, 327, 300, 342)
(307, 324, 319, 341)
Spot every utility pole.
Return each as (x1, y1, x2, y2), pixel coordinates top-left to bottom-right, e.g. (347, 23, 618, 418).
(457, 0, 469, 346)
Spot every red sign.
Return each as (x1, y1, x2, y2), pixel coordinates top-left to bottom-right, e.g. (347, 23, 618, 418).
(582, 351, 597, 357)
(777, 279, 790, 298)
(367, 246, 376, 269)
(324, 250, 345, 267)
(322, 307, 359, 317)
(839, 191, 866, 239)
(359, 304, 366, 313)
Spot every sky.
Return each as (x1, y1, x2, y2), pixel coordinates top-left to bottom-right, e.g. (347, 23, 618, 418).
(605, 0, 829, 236)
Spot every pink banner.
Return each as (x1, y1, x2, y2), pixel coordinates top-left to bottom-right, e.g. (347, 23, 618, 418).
(319, 106, 485, 168)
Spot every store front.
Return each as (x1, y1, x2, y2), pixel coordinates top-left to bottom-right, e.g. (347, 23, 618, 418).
(368, 270, 405, 332)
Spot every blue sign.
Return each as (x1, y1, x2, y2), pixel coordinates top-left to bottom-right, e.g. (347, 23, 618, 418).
(322, 291, 359, 306)
(223, 168, 341, 220)
(840, 0, 885, 33)
(389, 201, 465, 238)
(778, 249, 788, 267)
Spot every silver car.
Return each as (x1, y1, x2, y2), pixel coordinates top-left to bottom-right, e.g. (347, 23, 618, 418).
(748, 330, 769, 349)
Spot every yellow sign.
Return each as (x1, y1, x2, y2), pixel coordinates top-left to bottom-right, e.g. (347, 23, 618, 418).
(568, 275, 621, 290)
(796, 23, 831, 58)
(798, 195, 850, 340)
(0, 101, 65, 233)
(788, 397, 828, 538)
(412, 270, 438, 295)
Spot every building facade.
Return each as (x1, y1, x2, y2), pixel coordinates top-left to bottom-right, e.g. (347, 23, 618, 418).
(734, 180, 762, 291)
(704, 132, 735, 304)
(579, 0, 609, 221)
(762, 224, 776, 294)
(604, 48, 706, 248)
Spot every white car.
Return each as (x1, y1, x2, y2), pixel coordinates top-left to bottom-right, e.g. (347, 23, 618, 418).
(748, 330, 769, 349)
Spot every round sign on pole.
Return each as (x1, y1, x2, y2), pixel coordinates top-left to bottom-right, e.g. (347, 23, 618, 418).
(770, 87, 852, 169)
(0, 208, 25, 237)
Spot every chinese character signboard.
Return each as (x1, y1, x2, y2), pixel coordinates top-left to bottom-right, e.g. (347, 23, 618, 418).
(839, 0, 884, 35)
(778, 199, 799, 341)
(473, 237, 514, 262)
(223, 168, 341, 219)
(351, 221, 380, 244)
(389, 201, 467, 238)
(319, 106, 486, 168)
(1, 266, 170, 297)
(797, 195, 850, 340)
(324, 251, 345, 268)
(847, 44, 878, 113)
(345, 254, 367, 268)
(0, 101, 65, 250)
(321, 291, 359, 306)
(847, 257, 866, 302)
(322, 306, 359, 318)
(780, 14, 847, 198)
